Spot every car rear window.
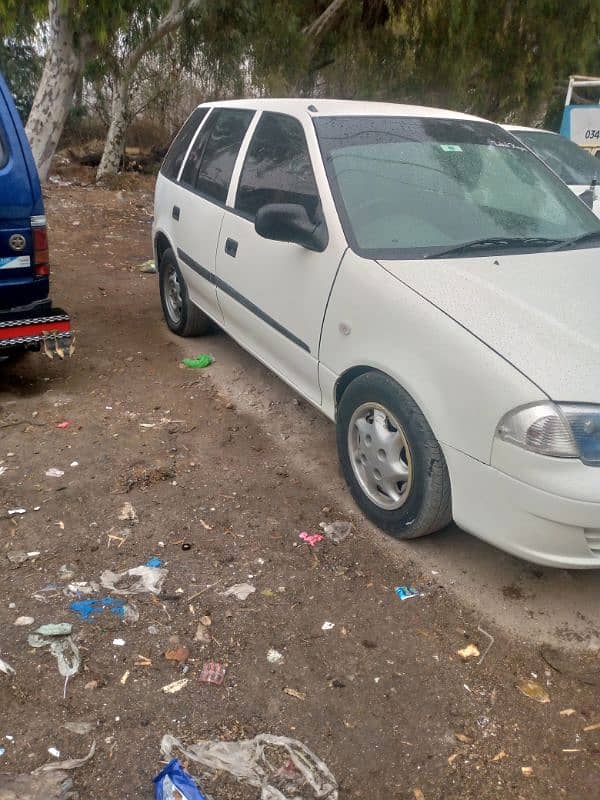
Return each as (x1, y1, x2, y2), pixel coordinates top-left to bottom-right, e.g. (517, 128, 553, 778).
(160, 107, 209, 182)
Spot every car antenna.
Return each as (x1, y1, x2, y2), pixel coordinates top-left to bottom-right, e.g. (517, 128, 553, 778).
(307, 104, 318, 113)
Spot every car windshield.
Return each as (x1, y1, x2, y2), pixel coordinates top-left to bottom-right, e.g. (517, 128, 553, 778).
(510, 128, 600, 186)
(314, 116, 600, 259)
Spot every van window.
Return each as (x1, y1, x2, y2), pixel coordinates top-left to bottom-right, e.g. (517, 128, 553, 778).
(182, 108, 254, 204)
(0, 125, 7, 169)
(236, 112, 320, 221)
(161, 107, 209, 182)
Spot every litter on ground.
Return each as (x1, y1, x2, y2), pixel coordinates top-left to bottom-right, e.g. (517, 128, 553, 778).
(198, 662, 226, 686)
(160, 733, 339, 800)
(100, 564, 167, 595)
(319, 520, 352, 544)
(299, 532, 324, 547)
(153, 758, 207, 800)
(182, 354, 214, 369)
(221, 583, 256, 601)
(395, 586, 420, 601)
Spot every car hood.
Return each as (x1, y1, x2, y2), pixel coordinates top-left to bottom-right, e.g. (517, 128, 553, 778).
(379, 249, 600, 401)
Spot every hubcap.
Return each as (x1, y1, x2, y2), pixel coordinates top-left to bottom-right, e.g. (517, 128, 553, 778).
(348, 402, 412, 510)
(163, 263, 182, 323)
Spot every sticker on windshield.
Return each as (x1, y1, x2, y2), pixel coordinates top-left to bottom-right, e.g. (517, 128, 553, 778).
(440, 144, 462, 152)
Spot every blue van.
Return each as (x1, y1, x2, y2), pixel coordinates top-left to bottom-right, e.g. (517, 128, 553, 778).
(0, 72, 72, 359)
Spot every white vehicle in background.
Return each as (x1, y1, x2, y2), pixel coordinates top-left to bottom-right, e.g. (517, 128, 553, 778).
(560, 74, 600, 157)
(503, 125, 600, 217)
(153, 98, 600, 568)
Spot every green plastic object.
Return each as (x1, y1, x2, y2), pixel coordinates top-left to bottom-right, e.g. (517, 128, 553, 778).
(182, 354, 214, 369)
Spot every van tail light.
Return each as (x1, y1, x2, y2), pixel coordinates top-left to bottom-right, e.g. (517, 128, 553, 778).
(31, 215, 49, 277)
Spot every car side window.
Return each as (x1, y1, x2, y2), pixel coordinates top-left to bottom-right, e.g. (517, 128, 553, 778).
(161, 107, 209, 182)
(235, 112, 321, 222)
(181, 108, 254, 204)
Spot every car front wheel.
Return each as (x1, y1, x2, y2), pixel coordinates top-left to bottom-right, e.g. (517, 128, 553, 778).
(337, 371, 452, 539)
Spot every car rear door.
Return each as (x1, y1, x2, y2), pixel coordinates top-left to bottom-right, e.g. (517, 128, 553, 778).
(173, 107, 255, 322)
(0, 78, 36, 306)
(214, 111, 347, 406)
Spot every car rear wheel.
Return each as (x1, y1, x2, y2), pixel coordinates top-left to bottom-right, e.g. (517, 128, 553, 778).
(159, 247, 211, 337)
(337, 371, 452, 539)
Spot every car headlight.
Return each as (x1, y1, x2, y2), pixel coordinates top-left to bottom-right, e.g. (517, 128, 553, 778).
(496, 402, 600, 465)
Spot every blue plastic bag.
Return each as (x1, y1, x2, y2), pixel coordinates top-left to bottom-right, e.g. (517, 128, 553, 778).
(153, 759, 207, 800)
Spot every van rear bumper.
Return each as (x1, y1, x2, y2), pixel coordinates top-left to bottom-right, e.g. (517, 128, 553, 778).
(0, 304, 73, 356)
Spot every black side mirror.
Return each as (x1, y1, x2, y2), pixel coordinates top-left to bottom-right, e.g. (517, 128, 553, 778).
(255, 203, 328, 252)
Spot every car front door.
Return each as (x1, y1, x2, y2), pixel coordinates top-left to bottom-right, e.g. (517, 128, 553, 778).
(214, 111, 346, 405)
(174, 107, 255, 322)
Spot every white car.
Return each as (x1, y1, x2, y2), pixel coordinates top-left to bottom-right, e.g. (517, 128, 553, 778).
(153, 99, 600, 568)
(504, 124, 600, 216)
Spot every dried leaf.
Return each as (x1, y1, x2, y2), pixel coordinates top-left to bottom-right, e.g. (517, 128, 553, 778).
(457, 643, 480, 661)
(283, 687, 306, 701)
(165, 645, 189, 664)
(560, 708, 577, 717)
(447, 753, 459, 765)
(492, 750, 508, 762)
(516, 679, 550, 703)
(521, 766, 533, 777)
(583, 721, 600, 732)
(454, 732, 474, 744)
(413, 790, 425, 800)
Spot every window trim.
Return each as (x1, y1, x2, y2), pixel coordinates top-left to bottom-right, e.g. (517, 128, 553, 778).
(178, 107, 255, 206)
(176, 106, 214, 184)
(233, 110, 323, 222)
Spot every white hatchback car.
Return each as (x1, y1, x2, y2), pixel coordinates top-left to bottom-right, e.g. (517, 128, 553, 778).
(153, 99, 600, 568)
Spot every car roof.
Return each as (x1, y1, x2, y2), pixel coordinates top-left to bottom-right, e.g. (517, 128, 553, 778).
(503, 124, 557, 135)
(199, 97, 488, 123)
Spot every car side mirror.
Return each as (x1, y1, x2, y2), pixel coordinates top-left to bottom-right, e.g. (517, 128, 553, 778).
(255, 203, 328, 252)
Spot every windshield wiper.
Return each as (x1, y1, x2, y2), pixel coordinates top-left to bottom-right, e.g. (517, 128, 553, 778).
(547, 230, 600, 252)
(426, 236, 564, 259)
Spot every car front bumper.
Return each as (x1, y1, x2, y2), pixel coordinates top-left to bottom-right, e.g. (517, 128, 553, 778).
(445, 444, 600, 568)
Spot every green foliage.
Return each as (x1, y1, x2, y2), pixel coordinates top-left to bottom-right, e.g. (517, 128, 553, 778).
(0, 37, 42, 118)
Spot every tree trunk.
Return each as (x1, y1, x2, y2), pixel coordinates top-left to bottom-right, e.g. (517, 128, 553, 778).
(25, 0, 82, 183)
(96, 76, 131, 181)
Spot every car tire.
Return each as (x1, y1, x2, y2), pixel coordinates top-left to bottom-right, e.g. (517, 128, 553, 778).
(159, 247, 211, 337)
(337, 371, 452, 539)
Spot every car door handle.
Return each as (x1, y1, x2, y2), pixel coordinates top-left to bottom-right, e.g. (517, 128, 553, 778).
(225, 237, 238, 257)
(172, 205, 180, 221)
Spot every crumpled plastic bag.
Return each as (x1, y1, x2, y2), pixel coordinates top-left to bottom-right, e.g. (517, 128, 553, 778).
(32, 740, 96, 774)
(160, 733, 338, 800)
(153, 758, 207, 800)
(28, 632, 80, 678)
(220, 583, 256, 601)
(100, 565, 167, 596)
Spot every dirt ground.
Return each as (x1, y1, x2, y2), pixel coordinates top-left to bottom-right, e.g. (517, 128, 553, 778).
(1, 177, 599, 800)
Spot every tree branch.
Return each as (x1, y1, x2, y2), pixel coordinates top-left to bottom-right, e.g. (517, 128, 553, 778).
(303, 0, 350, 39)
(123, 0, 205, 79)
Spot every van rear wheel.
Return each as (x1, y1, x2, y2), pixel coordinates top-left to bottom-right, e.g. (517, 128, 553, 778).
(159, 247, 211, 337)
